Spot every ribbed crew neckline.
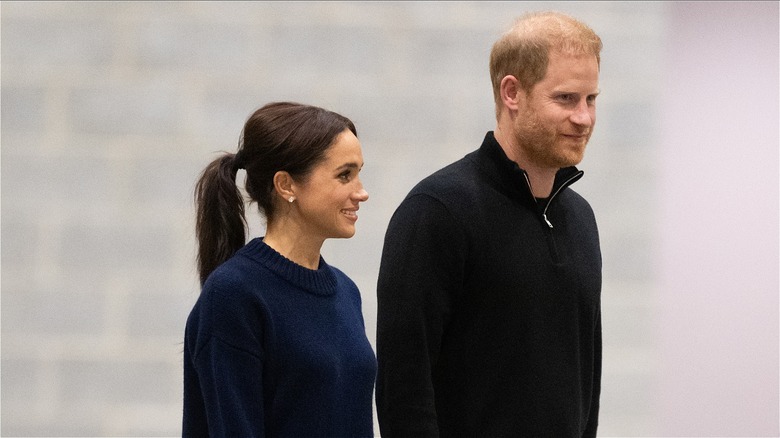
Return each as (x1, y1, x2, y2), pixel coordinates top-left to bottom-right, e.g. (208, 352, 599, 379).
(240, 237, 339, 296)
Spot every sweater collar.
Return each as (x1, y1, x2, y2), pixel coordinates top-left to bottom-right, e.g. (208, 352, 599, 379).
(240, 237, 339, 296)
(476, 131, 583, 205)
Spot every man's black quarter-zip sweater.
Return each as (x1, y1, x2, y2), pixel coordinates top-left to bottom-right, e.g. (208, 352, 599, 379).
(376, 131, 603, 438)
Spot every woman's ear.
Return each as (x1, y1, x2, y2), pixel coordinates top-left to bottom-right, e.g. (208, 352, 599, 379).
(272, 171, 296, 203)
(500, 75, 522, 111)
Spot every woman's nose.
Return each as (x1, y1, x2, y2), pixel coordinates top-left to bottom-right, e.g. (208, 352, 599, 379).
(354, 187, 369, 202)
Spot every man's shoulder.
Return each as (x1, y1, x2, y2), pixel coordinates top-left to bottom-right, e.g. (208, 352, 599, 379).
(407, 151, 481, 199)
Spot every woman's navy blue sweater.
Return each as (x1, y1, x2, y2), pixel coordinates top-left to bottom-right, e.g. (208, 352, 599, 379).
(183, 238, 377, 437)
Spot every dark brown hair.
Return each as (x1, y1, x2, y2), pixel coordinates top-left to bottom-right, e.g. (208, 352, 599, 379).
(193, 102, 357, 285)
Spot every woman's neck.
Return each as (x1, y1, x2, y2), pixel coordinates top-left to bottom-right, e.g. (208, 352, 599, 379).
(263, 222, 323, 270)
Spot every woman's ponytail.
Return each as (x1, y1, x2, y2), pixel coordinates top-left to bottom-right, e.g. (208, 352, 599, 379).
(194, 153, 246, 285)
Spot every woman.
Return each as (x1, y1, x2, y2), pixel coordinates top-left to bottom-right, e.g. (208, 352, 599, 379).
(182, 102, 376, 437)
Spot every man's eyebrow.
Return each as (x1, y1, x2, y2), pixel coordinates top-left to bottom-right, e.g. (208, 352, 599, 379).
(553, 89, 601, 95)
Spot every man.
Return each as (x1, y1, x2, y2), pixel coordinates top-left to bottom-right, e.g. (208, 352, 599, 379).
(376, 11, 603, 437)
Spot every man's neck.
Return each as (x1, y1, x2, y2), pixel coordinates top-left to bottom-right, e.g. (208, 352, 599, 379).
(521, 165, 557, 198)
(493, 126, 557, 198)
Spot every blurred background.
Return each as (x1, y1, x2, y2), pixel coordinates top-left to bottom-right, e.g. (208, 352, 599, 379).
(1, 1, 777, 436)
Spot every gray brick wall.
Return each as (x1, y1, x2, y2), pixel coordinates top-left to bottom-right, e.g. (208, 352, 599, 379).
(2, 2, 666, 435)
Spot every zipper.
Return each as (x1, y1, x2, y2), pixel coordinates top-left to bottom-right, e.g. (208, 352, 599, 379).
(524, 171, 584, 229)
(521, 169, 583, 265)
(542, 213, 554, 229)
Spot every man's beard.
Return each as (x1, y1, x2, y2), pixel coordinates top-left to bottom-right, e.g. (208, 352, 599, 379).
(513, 108, 590, 169)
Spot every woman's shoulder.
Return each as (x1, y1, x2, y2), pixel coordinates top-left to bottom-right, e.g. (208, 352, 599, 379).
(204, 250, 248, 282)
(188, 257, 271, 350)
(322, 262, 356, 286)
(324, 264, 363, 305)
(195, 249, 278, 318)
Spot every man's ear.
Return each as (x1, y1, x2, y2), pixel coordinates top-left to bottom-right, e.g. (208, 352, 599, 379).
(500, 75, 523, 111)
(272, 171, 296, 202)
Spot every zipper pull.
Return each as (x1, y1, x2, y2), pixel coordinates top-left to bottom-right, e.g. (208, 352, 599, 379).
(542, 213, 554, 229)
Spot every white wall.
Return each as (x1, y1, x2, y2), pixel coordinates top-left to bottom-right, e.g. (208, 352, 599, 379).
(656, 2, 779, 435)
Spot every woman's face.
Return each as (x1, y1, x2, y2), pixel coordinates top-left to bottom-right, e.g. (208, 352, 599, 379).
(292, 129, 368, 241)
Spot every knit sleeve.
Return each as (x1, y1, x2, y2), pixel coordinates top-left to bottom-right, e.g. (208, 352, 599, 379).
(376, 193, 466, 437)
(583, 311, 602, 437)
(193, 337, 265, 437)
(187, 276, 268, 437)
